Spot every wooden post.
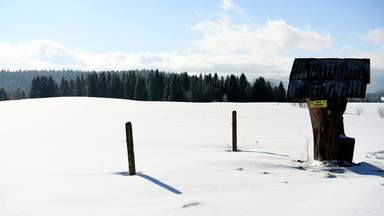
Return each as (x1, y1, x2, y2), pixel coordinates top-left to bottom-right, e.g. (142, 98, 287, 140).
(232, 110, 237, 152)
(125, 122, 136, 175)
(339, 136, 355, 163)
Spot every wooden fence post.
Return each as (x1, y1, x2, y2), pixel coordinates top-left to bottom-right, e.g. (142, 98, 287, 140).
(232, 110, 237, 152)
(125, 122, 136, 175)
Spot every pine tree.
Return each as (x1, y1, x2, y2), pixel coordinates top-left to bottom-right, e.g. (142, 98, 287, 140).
(75, 76, 83, 96)
(277, 81, 287, 102)
(207, 73, 224, 102)
(187, 75, 205, 102)
(239, 73, 248, 102)
(39, 76, 48, 97)
(68, 79, 75, 96)
(29, 76, 58, 98)
(11, 88, 24, 100)
(81, 75, 86, 96)
(110, 73, 122, 98)
(163, 83, 170, 101)
(0, 88, 8, 101)
(134, 76, 148, 101)
(59, 77, 69, 96)
(168, 74, 185, 101)
(180, 72, 190, 92)
(245, 83, 252, 101)
(252, 77, 267, 102)
(148, 69, 165, 101)
(265, 81, 275, 101)
(128, 71, 136, 99)
(226, 75, 239, 102)
(98, 72, 108, 97)
(47, 76, 58, 97)
(188, 76, 199, 102)
(122, 73, 130, 99)
(30, 76, 41, 98)
(86, 73, 98, 97)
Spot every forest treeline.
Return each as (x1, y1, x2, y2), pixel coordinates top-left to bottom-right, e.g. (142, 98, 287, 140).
(0, 70, 287, 102)
(1, 69, 383, 102)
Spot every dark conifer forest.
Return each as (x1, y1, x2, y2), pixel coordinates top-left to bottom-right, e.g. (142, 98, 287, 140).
(0, 69, 289, 102)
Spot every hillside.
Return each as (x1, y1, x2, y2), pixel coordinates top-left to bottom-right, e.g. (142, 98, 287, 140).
(0, 98, 383, 215)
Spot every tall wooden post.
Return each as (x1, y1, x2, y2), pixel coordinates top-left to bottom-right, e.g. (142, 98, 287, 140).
(232, 110, 237, 152)
(125, 122, 136, 175)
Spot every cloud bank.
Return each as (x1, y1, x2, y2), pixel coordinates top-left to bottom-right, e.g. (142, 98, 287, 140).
(0, 39, 294, 78)
(190, 18, 332, 55)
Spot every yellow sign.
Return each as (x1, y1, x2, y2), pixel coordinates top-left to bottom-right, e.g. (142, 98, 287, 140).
(310, 100, 327, 108)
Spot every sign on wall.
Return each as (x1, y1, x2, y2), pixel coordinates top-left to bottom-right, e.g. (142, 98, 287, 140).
(310, 100, 327, 108)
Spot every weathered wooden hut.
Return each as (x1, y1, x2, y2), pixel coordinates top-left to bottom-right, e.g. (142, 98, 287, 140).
(287, 58, 370, 164)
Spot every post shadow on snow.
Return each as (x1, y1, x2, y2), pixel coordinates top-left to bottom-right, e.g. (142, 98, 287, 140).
(226, 149, 289, 158)
(115, 172, 182, 195)
(346, 162, 384, 177)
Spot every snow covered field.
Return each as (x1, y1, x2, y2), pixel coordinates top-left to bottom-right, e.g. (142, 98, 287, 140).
(1, 97, 383, 216)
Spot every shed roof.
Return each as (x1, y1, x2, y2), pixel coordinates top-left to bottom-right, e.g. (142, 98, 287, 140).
(286, 58, 370, 98)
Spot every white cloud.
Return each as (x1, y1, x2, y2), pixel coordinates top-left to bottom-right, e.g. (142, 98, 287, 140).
(360, 28, 384, 45)
(220, 0, 247, 16)
(339, 44, 384, 70)
(0, 39, 293, 80)
(190, 18, 332, 56)
(340, 28, 384, 70)
(0, 40, 86, 69)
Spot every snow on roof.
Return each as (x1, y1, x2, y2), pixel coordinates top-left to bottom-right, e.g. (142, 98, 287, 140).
(287, 58, 370, 98)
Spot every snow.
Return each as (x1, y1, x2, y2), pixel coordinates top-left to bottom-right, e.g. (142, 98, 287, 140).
(0, 97, 383, 216)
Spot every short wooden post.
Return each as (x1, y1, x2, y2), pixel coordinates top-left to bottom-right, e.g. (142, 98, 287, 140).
(339, 136, 355, 163)
(125, 122, 136, 175)
(232, 110, 237, 152)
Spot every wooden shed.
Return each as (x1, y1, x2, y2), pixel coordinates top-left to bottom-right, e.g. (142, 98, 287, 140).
(287, 58, 370, 164)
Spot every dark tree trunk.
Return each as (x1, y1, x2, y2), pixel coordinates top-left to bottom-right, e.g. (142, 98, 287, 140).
(306, 98, 354, 163)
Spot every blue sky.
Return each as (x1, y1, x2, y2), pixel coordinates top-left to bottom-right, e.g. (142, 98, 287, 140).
(0, 0, 383, 88)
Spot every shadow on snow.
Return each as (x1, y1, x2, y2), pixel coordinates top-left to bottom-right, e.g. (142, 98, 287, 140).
(226, 149, 290, 158)
(115, 172, 182, 195)
(346, 162, 384, 177)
